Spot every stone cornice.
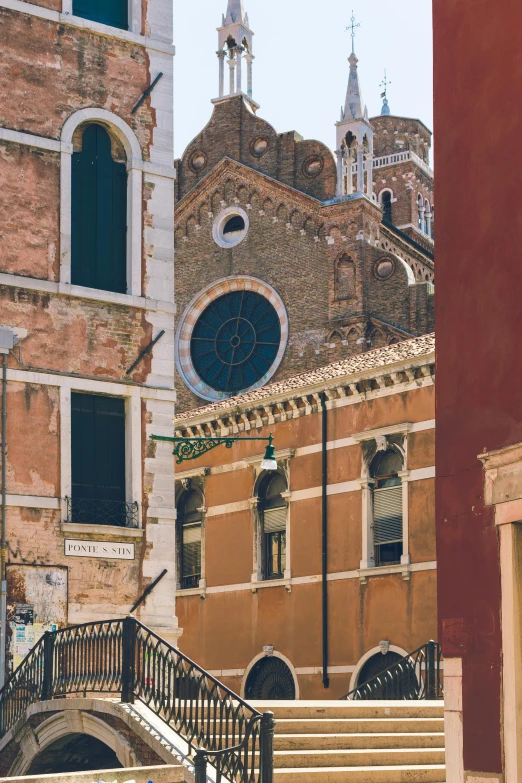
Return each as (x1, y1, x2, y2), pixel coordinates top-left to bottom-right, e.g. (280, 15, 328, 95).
(175, 338, 435, 435)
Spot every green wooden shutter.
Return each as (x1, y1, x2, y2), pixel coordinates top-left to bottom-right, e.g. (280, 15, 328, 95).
(73, 1, 128, 30)
(71, 392, 125, 503)
(71, 124, 127, 294)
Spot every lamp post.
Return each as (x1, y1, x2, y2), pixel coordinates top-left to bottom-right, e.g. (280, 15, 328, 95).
(151, 433, 278, 471)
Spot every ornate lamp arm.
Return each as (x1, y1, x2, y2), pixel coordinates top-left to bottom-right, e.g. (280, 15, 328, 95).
(151, 434, 274, 465)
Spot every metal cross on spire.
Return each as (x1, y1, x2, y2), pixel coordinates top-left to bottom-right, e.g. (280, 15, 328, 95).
(346, 11, 360, 53)
(380, 69, 392, 100)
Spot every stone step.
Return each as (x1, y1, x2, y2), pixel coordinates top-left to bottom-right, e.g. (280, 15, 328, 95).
(269, 748, 445, 769)
(274, 732, 446, 750)
(274, 717, 445, 735)
(271, 765, 446, 783)
(249, 701, 445, 720)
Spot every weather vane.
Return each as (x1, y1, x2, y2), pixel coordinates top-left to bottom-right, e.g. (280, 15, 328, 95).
(346, 11, 360, 53)
(380, 69, 392, 100)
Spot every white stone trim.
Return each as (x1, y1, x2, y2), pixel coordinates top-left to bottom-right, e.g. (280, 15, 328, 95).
(203, 468, 434, 515)
(5, 369, 175, 399)
(212, 206, 250, 249)
(60, 109, 143, 296)
(0, 272, 174, 313)
(378, 187, 398, 204)
(444, 657, 464, 783)
(241, 650, 300, 699)
(348, 644, 410, 694)
(351, 422, 413, 443)
(0, 0, 174, 54)
(173, 561, 438, 597)
(60, 522, 144, 537)
(5, 495, 60, 509)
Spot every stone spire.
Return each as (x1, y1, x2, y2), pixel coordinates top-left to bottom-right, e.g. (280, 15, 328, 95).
(342, 52, 368, 122)
(335, 47, 374, 199)
(223, 0, 248, 26)
(216, 0, 256, 107)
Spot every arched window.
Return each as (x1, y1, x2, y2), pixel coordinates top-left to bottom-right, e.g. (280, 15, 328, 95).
(417, 194, 424, 232)
(73, 0, 129, 30)
(72, 124, 127, 293)
(260, 472, 288, 580)
(381, 191, 393, 223)
(336, 254, 355, 300)
(245, 656, 296, 700)
(177, 490, 203, 589)
(424, 200, 431, 236)
(370, 449, 404, 566)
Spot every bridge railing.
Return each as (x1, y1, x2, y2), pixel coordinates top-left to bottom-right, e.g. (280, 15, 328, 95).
(0, 618, 274, 783)
(340, 640, 443, 701)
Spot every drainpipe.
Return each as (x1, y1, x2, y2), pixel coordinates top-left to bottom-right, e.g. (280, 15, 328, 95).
(0, 329, 17, 689)
(319, 392, 329, 689)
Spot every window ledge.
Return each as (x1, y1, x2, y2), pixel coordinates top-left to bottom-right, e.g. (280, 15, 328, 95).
(0, 272, 175, 313)
(176, 587, 206, 599)
(251, 578, 292, 594)
(358, 562, 411, 584)
(60, 522, 144, 538)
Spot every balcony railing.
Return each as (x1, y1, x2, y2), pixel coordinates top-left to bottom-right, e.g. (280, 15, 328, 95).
(64, 497, 139, 528)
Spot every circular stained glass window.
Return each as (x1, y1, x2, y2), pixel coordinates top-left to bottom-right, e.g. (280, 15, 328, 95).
(190, 290, 281, 394)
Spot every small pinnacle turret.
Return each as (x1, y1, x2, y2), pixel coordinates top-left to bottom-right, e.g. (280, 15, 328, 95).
(216, 0, 256, 107)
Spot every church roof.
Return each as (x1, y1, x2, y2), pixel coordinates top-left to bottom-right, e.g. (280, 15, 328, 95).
(176, 333, 435, 424)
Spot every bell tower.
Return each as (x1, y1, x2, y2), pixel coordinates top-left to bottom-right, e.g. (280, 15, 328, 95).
(216, 0, 255, 105)
(335, 14, 374, 199)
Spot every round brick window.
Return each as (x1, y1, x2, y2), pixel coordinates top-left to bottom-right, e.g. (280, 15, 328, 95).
(251, 137, 269, 157)
(302, 155, 324, 178)
(212, 207, 249, 249)
(189, 151, 207, 172)
(374, 258, 396, 280)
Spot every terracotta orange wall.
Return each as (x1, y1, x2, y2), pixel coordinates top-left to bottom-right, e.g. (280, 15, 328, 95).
(176, 383, 436, 696)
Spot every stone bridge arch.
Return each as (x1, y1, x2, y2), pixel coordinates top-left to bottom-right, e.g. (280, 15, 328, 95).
(0, 699, 178, 778)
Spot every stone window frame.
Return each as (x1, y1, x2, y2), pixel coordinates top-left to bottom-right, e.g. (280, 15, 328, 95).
(60, 109, 143, 298)
(241, 649, 300, 699)
(334, 253, 356, 301)
(353, 423, 412, 575)
(176, 276, 289, 403)
(174, 469, 209, 595)
(59, 381, 143, 533)
(246, 449, 294, 592)
(61, 0, 143, 36)
(348, 643, 410, 693)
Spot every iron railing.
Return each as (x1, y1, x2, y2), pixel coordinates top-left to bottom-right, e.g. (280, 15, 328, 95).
(0, 618, 273, 783)
(64, 497, 139, 528)
(341, 640, 443, 700)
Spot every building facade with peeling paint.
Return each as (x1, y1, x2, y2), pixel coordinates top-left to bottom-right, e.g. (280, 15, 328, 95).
(0, 0, 178, 680)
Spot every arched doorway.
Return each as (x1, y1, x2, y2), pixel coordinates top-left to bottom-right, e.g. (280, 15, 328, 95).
(357, 651, 417, 699)
(245, 656, 296, 700)
(26, 734, 123, 775)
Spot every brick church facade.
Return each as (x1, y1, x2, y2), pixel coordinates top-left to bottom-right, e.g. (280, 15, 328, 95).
(173, 0, 437, 698)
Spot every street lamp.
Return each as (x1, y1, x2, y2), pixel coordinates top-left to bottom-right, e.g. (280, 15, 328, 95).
(151, 432, 278, 470)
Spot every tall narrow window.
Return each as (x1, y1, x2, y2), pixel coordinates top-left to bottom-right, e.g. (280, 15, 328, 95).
(73, 0, 129, 30)
(370, 449, 403, 566)
(382, 191, 392, 223)
(71, 393, 128, 526)
(72, 124, 127, 293)
(417, 194, 424, 232)
(261, 473, 287, 580)
(178, 491, 203, 589)
(336, 254, 355, 300)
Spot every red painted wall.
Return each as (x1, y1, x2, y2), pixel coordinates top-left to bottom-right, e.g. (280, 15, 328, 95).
(434, 0, 522, 774)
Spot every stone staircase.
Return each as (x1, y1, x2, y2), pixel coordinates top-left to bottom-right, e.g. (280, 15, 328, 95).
(250, 700, 446, 783)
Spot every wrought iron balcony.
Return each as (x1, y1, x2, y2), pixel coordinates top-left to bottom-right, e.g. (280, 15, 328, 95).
(64, 497, 139, 528)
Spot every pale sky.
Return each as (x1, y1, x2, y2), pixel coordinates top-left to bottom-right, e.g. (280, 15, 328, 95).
(173, 0, 433, 161)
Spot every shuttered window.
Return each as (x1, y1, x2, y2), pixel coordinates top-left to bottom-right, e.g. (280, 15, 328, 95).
(178, 491, 203, 589)
(73, 0, 129, 30)
(72, 124, 127, 294)
(71, 393, 126, 525)
(373, 485, 403, 544)
(261, 473, 287, 580)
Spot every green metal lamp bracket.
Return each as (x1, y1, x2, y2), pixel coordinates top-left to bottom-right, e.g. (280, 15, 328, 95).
(151, 433, 274, 465)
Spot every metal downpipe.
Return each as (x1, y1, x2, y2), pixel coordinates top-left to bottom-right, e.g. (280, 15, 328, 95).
(320, 391, 329, 689)
(0, 354, 7, 688)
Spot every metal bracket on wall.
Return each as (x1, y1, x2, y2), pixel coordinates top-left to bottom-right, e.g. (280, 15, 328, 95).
(125, 330, 165, 375)
(131, 72, 164, 114)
